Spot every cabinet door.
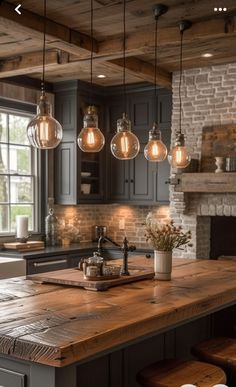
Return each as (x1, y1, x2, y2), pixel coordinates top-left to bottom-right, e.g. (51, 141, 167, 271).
(0, 368, 26, 387)
(106, 100, 129, 201)
(27, 255, 69, 275)
(156, 127, 171, 202)
(55, 141, 77, 205)
(55, 90, 77, 135)
(129, 140, 155, 202)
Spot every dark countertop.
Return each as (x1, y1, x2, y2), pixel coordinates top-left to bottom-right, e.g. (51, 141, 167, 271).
(0, 242, 153, 259)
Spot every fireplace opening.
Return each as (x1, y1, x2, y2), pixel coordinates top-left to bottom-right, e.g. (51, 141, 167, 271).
(210, 216, 236, 259)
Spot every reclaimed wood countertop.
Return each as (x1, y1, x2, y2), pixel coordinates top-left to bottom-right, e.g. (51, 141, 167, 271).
(0, 257, 236, 368)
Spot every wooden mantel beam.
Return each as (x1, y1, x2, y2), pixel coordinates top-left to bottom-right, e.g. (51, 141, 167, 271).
(0, 1, 98, 56)
(108, 57, 172, 89)
(0, 50, 69, 78)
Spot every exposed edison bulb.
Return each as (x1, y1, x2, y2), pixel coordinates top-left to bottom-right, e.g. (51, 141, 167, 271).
(144, 123, 167, 162)
(77, 106, 105, 152)
(27, 94, 63, 149)
(110, 113, 140, 160)
(168, 133, 191, 168)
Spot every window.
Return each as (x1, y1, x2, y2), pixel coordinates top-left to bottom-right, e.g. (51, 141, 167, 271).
(0, 108, 38, 234)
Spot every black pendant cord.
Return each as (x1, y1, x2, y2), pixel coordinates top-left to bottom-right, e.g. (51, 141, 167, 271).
(178, 29, 183, 135)
(42, 0, 46, 95)
(90, 0, 93, 106)
(154, 15, 159, 123)
(123, 0, 126, 114)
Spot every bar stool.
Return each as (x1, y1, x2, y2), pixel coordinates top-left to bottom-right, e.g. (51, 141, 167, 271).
(192, 337, 236, 384)
(136, 358, 226, 387)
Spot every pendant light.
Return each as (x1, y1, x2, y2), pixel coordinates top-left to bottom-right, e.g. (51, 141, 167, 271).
(110, 0, 140, 160)
(27, 0, 63, 149)
(168, 20, 191, 168)
(77, 0, 105, 153)
(144, 4, 168, 162)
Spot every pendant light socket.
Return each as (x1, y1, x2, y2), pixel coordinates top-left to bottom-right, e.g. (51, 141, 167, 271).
(179, 20, 192, 33)
(153, 4, 168, 19)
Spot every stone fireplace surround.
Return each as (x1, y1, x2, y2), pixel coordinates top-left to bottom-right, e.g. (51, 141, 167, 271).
(170, 62, 236, 259)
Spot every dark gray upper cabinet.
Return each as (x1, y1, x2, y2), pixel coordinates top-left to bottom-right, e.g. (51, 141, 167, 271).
(54, 81, 105, 204)
(106, 88, 171, 204)
(54, 82, 171, 205)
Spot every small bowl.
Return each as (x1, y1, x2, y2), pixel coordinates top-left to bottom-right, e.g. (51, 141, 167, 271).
(81, 184, 91, 194)
(81, 172, 91, 177)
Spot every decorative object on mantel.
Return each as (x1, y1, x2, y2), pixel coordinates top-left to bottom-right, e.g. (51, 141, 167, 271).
(77, 0, 105, 153)
(26, 0, 63, 149)
(225, 156, 236, 172)
(110, 0, 140, 160)
(168, 20, 192, 169)
(215, 157, 225, 173)
(144, 4, 168, 162)
(144, 213, 191, 280)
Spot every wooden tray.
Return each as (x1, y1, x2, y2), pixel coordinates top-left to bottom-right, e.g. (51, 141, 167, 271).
(4, 241, 44, 252)
(27, 265, 154, 291)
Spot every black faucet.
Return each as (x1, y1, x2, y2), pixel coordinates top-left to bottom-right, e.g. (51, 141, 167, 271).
(97, 235, 136, 276)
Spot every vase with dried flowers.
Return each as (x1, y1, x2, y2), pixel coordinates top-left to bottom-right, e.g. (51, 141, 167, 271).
(144, 213, 191, 280)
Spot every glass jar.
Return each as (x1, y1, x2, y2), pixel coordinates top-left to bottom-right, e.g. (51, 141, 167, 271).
(45, 208, 58, 246)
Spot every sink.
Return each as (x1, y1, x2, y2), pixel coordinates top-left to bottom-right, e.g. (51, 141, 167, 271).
(0, 257, 26, 279)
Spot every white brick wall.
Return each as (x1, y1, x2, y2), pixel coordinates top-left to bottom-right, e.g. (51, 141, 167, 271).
(171, 63, 236, 259)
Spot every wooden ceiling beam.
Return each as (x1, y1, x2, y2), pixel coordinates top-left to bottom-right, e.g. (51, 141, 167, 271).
(108, 57, 172, 89)
(98, 17, 236, 57)
(0, 2, 98, 56)
(0, 51, 69, 78)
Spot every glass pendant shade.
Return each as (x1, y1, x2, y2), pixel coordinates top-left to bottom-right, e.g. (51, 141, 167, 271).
(27, 94, 63, 149)
(168, 132, 191, 168)
(144, 123, 167, 162)
(110, 113, 140, 160)
(77, 106, 105, 152)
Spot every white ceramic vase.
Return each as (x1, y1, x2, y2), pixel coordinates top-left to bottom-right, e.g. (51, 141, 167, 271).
(154, 250, 172, 280)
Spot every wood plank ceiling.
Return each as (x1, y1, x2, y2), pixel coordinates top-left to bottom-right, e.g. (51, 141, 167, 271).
(0, 0, 236, 88)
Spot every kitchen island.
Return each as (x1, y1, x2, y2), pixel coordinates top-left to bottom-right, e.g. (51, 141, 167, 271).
(0, 256, 236, 387)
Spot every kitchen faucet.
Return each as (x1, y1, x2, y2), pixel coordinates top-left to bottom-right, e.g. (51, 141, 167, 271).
(97, 235, 136, 276)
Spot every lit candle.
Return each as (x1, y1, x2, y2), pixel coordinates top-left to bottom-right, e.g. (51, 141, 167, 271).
(16, 216, 29, 239)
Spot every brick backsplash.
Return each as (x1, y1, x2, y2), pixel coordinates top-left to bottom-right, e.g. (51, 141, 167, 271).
(54, 204, 170, 247)
(171, 62, 236, 259)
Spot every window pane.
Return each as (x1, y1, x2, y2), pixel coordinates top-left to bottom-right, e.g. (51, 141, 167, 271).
(0, 205, 9, 232)
(0, 175, 9, 203)
(0, 113, 7, 143)
(10, 176, 33, 203)
(0, 143, 8, 173)
(9, 145, 31, 174)
(9, 114, 30, 145)
(10, 205, 33, 232)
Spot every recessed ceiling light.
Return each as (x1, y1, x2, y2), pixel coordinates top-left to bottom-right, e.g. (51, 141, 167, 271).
(201, 53, 213, 58)
(97, 74, 106, 78)
(214, 7, 227, 12)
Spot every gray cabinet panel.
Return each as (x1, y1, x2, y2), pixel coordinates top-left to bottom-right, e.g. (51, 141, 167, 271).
(158, 93, 172, 125)
(55, 91, 77, 132)
(27, 255, 69, 274)
(55, 142, 77, 204)
(130, 142, 154, 202)
(0, 368, 26, 387)
(156, 128, 171, 202)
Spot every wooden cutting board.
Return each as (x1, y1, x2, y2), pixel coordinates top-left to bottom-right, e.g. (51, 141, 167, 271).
(27, 265, 154, 291)
(4, 241, 45, 252)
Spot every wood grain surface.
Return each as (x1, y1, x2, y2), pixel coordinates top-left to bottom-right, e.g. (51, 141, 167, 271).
(0, 257, 236, 368)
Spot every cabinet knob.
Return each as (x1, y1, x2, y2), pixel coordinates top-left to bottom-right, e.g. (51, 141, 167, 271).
(130, 179, 134, 183)
(145, 254, 151, 259)
(125, 179, 129, 183)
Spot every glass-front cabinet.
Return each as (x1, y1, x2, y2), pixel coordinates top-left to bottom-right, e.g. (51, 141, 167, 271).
(54, 81, 105, 204)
